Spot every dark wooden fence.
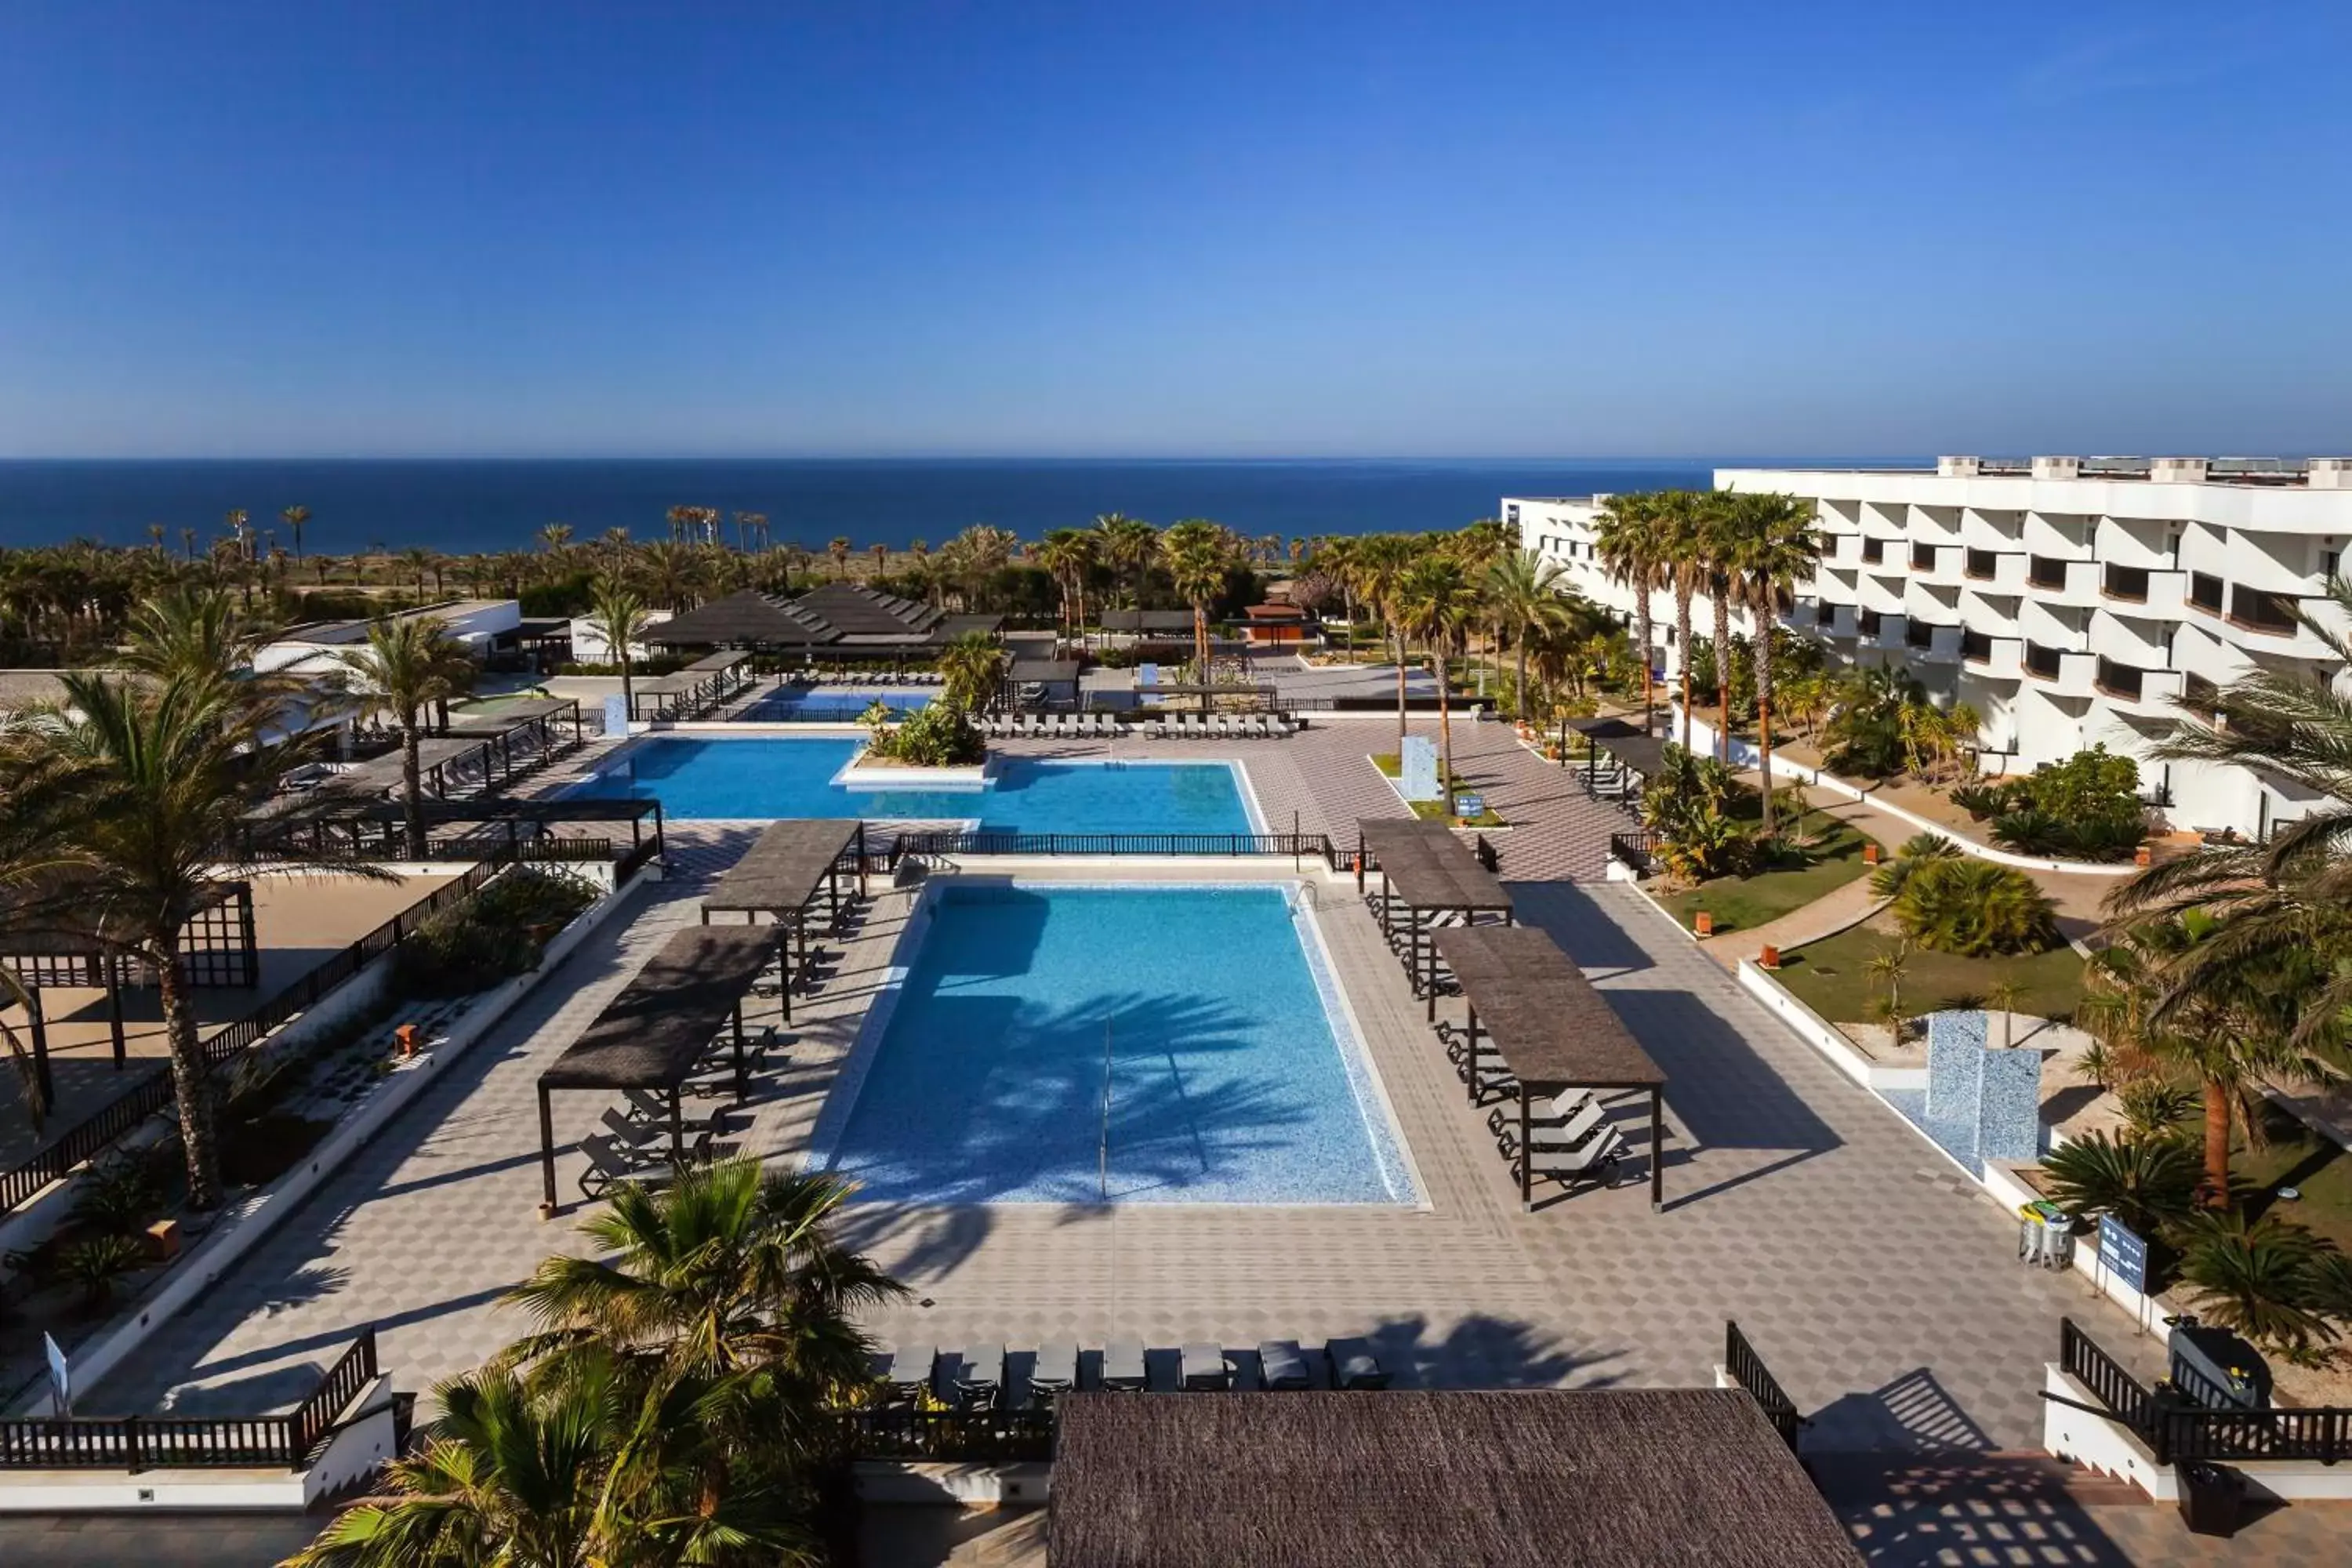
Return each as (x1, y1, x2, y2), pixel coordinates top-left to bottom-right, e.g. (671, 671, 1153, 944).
(835, 1407, 1054, 1463)
(0, 1330, 376, 1472)
(1608, 831, 1656, 875)
(2057, 1316, 2352, 1467)
(1724, 1319, 1805, 1450)
(2, 825, 653, 1216)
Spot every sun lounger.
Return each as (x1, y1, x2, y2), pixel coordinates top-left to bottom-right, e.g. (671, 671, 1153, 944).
(1496, 1098, 1607, 1157)
(947, 1344, 1005, 1410)
(601, 1105, 662, 1149)
(1103, 1339, 1148, 1393)
(887, 1345, 936, 1405)
(1181, 1342, 1230, 1391)
(1029, 1342, 1078, 1406)
(1257, 1339, 1312, 1390)
(1486, 1088, 1594, 1138)
(1327, 1338, 1390, 1391)
(576, 1134, 676, 1200)
(1522, 1124, 1628, 1188)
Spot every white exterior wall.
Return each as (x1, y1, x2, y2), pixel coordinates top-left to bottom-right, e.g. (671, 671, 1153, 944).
(567, 608, 674, 665)
(1508, 459, 2352, 839)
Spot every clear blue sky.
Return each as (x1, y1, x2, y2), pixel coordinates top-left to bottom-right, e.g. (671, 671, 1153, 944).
(3, 1, 2347, 459)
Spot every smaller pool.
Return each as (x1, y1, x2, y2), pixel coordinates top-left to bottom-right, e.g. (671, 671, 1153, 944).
(577, 736, 1258, 832)
(739, 689, 934, 723)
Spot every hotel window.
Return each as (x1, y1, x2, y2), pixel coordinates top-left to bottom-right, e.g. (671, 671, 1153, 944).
(1961, 628, 1992, 662)
(1904, 620, 1935, 650)
(2230, 584, 2299, 633)
(1505, 504, 1519, 525)
(1815, 602, 1835, 628)
(1857, 608, 1882, 637)
(1964, 548, 1997, 579)
(2325, 549, 2341, 579)
(2095, 658, 2145, 701)
(2183, 672, 2220, 721)
(2027, 555, 2068, 590)
(2188, 572, 2224, 613)
(2103, 564, 2151, 602)
(1860, 539, 1886, 564)
(2024, 642, 2063, 679)
(1910, 543, 1936, 572)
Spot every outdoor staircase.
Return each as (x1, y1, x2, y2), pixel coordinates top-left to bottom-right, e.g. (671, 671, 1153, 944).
(1808, 1450, 2149, 1512)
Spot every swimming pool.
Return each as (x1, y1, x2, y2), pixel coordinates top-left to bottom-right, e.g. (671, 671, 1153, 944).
(577, 737, 1258, 831)
(806, 883, 1416, 1205)
(738, 689, 934, 723)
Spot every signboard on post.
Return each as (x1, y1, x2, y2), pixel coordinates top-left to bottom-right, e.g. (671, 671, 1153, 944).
(601, 692, 630, 738)
(44, 1331, 70, 1417)
(1454, 793, 1485, 821)
(1399, 735, 1442, 801)
(2097, 1214, 2148, 1294)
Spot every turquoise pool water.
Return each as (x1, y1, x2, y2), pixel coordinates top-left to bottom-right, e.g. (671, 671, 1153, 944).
(806, 884, 1415, 1205)
(577, 737, 1253, 830)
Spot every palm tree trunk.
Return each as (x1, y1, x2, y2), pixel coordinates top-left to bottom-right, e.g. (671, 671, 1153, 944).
(1194, 604, 1210, 713)
(1393, 621, 1409, 750)
(1515, 639, 1529, 725)
(1675, 585, 1694, 750)
(1632, 595, 1653, 735)
(1435, 650, 1455, 815)
(1712, 583, 1733, 763)
(155, 940, 222, 1210)
(1755, 619, 1777, 832)
(401, 720, 426, 858)
(619, 656, 634, 728)
(2199, 1081, 2232, 1207)
(1341, 589, 1356, 662)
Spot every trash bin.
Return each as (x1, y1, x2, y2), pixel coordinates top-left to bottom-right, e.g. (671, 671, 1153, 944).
(2177, 1461, 2244, 1537)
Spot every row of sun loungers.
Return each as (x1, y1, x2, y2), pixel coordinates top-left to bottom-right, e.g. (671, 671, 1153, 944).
(980, 712, 1126, 739)
(975, 711, 1302, 741)
(883, 1338, 1392, 1409)
(786, 670, 948, 688)
(1432, 1032, 1627, 1192)
(1143, 712, 1295, 739)
(575, 1023, 786, 1200)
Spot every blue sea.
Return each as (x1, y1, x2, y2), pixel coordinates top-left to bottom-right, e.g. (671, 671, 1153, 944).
(0, 456, 1906, 555)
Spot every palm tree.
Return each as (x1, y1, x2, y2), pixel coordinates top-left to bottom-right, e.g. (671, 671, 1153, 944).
(224, 509, 253, 561)
(1160, 521, 1231, 710)
(1034, 528, 1091, 634)
(2104, 575, 2352, 1036)
(1865, 941, 1911, 1026)
(538, 522, 573, 555)
(1395, 555, 1482, 814)
(2079, 913, 2325, 1208)
(1591, 495, 1666, 733)
(1651, 492, 1708, 750)
(584, 577, 654, 723)
(290, 1357, 818, 1567)
(869, 542, 888, 579)
(502, 1160, 905, 1389)
(1348, 533, 1420, 748)
(116, 583, 276, 693)
(828, 537, 852, 579)
(3, 670, 329, 1208)
(1984, 976, 2027, 1051)
(328, 616, 477, 858)
(1310, 535, 1359, 660)
(394, 546, 435, 601)
(281, 505, 310, 563)
(1483, 549, 1573, 724)
(1094, 514, 1157, 609)
(936, 630, 1007, 713)
(1719, 492, 1822, 829)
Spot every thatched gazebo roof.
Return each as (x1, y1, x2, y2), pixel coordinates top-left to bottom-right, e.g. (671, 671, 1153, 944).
(1046, 1388, 1860, 1567)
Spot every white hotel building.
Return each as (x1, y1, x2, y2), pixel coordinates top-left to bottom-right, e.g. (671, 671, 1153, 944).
(1509, 456, 2352, 840)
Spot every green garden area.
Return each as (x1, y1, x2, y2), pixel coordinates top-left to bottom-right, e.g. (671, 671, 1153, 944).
(1771, 920, 2088, 1025)
(1659, 821, 1874, 935)
(1370, 751, 1509, 828)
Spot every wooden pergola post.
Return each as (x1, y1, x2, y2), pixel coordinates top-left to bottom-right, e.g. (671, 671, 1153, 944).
(27, 989, 52, 1103)
(537, 1084, 558, 1213)
(1650, 1087, 1665, 1213)
(105, 955, 127, 1069)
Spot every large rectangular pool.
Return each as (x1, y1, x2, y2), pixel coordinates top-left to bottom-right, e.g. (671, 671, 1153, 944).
(805, 884, 1417, 1205)
(577, 737, 1255, 833)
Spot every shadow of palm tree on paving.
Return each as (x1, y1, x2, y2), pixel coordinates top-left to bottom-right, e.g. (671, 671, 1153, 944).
(1359, 1312, 1618, 1389)
(820, 989, 1329, 1205)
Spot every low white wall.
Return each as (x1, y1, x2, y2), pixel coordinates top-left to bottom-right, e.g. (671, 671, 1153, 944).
(853, 1461, 1053, 1506)
(1674, 707, 2136, 877)
(301, 1377, 401, 1507)
(0, 1467, 309, 1512)
(1736, 959, 1878, 1088)
(23, 869, 648, 1414)
(2044, 1363, 2176, 1500)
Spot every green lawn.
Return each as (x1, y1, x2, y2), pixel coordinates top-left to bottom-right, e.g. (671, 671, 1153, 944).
(2235, 1102, 2352, 1254)
(1657, 822, 1875, 935)
(1369, 753, 1508, 829)
(1772, 918, 2088, 1025)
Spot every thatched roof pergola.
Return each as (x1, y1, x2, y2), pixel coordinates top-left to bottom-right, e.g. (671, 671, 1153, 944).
(1353, 819, 1512, 1020)
(699, 820, 869, 1022)
(1046, 1388, 1861, 1568)
(534, 925, 778, 1210)
(1436, 925, 1668, 1210)
(646, 584, 1001, 659)
(1567, 715, 1668, 798)
(628, 650, 758, 720)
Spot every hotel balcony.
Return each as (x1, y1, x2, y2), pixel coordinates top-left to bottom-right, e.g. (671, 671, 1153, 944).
(1902, 619, 1965, 663)
(1907, 541, 1964, 586)
(1960, 546, 2027, 593)
(2022, 642, 2098, 699)
(2020, 555, 2104, 608)
(2180, 573, 2338, 658)
(2092, 657, 2185, 715)
(1802, 599, 1858, 640)
(1855, 608, 1906, 653)
(1960, 629, 2023, 680)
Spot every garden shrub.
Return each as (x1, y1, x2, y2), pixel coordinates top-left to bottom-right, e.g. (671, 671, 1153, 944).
(393, 866, 599, 999)
(860, 702, 985, 768)
(1867, 833, 1960, 898)
(1951, 746, 2145, 860)
(1889, 858, 2061, 956)
(2039, 1131, 2198, 1239)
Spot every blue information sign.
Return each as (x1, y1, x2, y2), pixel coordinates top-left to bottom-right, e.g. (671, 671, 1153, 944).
(2097, 1214, 2147, 1294)
(1454, 793, 1484, 819)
